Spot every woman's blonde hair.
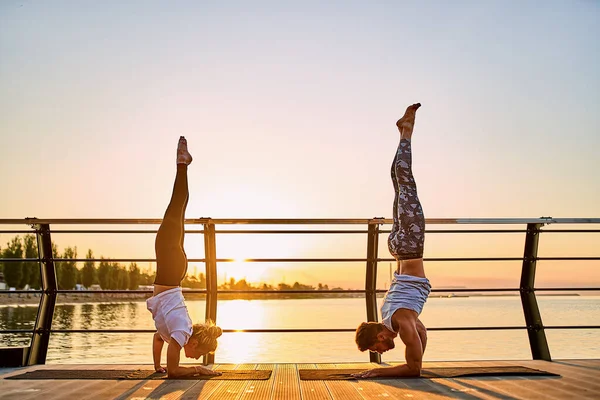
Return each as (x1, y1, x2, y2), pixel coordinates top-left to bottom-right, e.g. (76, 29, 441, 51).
(191, 320, 223, 353)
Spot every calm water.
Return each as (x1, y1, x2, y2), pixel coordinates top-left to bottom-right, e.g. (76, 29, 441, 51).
(1, 296, 598, 364)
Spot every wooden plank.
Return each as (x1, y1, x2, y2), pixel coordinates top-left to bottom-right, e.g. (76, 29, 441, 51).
(74, 364, 156, 400)
(17, 364, 130, 400)
(566, 359, 600, 370)
(451, 360, 560, 400)
(501, 360, 584, 400)
(297, 363, 331, 400)
(203, 363, 256, 400)
(1, 378, 87, 400)
(420, 361, 504, 400)
(178, 364, 236, 400)
(381, 361, 477, 400)
(237, 364, 276, 400)
(328, 362, 396, 400)
(316, 364, 363, 400)
(271, 364, 301, 400)
(532, 360, 600, 383)
(112, 363, 224, 400)
(512, 360, 600, 399)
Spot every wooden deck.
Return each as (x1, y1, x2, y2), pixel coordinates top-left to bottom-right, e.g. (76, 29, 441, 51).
(1, 360, 599, 399)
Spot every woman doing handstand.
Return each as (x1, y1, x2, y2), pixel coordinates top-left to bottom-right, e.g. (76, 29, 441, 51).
(146, 136, 223, 378)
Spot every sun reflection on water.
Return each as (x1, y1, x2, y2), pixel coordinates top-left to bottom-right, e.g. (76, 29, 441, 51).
(213, 300, 266, 363)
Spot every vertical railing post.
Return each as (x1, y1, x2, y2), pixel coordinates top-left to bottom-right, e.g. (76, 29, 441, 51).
(27, 223, 57, 365)
(365, 220, 381, 363)
(520, 222, 551, 361)
(203, 220, 218, 365)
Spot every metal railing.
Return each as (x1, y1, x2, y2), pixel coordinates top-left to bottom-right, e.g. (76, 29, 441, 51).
(1, 217, 599, 365)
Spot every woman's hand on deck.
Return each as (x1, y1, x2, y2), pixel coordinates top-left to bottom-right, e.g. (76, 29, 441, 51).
(351, 368, 380, 379)
(194, 366, 222, 376)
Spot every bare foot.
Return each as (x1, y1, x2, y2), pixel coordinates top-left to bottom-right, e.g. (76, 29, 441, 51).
(177, 136, 193, 165)
(396, 103, 421, 140)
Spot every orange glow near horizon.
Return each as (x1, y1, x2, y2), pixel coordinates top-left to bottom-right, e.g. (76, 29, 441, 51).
(220, 260, 271, 284)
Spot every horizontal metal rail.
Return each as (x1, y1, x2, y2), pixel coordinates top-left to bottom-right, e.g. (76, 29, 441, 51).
(3, 287, 598, 296)
(1, 229, 531, 234)
(2, 217, 600, 225)
(3, 325, 600, 335)
(3, 255, 600, 264)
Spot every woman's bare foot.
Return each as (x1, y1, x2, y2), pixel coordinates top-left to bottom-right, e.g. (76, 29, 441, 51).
(396, 103, 421, 140)
(177, 136, 193, 165)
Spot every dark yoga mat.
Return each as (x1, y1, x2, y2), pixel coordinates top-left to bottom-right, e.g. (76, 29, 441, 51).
(299, 366, 559, 380)
(6, 369, 272, 380)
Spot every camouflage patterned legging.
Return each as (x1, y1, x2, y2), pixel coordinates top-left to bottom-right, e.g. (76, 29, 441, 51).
(388, 139, 425, 260)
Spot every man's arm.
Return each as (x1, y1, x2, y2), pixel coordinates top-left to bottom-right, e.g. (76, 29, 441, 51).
(352, 320, 423, 379)
(416, 318, 427, 355)
(166, 339, 221, 378)
(153, 332, 166, 373)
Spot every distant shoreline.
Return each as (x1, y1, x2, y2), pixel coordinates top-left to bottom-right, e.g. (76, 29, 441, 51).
(0, 291, 588, 306)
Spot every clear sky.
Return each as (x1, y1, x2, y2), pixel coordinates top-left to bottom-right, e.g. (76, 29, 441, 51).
(1, 1, 598, 289)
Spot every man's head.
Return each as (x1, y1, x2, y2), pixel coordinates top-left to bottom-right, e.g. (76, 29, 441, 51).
(355, 322, 396, 354)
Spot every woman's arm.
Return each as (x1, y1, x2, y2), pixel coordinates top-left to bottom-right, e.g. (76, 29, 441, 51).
(165, 339, 221, 378)
(152, 332, 166, 373)
(166, 340, 197, 378)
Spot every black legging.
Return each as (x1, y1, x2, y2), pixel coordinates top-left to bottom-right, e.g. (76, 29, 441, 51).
(387, 139, 425, 260)
(154, 164, 189, 286)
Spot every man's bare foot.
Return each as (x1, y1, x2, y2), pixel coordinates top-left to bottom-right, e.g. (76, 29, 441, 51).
(396, 103, 421, 140)
(177, 136, 193, 165)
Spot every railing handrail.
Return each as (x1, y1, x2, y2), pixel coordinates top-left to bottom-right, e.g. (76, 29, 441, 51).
(1, 217, 600, 225)
(1, 217, 599, 366)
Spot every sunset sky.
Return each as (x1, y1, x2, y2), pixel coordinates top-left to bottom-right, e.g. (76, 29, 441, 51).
(1, 1, 598, 289)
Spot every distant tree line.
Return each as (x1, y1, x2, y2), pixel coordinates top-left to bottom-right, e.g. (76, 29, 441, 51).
(218, 277, 338, 292)
(0, 235, 154, 290)
(0, 235, 338, 293)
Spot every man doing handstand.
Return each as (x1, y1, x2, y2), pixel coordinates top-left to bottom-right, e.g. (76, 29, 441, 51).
(353, 103, 431, 378)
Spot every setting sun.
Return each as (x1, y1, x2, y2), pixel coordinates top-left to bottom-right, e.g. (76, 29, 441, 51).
(219, 260, 271, 284)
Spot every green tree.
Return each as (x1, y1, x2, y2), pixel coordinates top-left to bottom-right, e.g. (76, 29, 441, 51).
(81, 249, 96, 288)
(182, 274, 207, 289)
(233, 279, 251, 290)
(292, 282, 315, 291)
(18, 238, 31, 289)
(128, 262, 140, 290)
(23, 234, 40, 289)
(198, 273, 206, 288)
(2, 237, 24, 288)
(108, 262, 121, 289)
(97, 258, 111, 289)
(52, 242, 61, 287)
(137, 265, 155, 285)
(58, 247, 78, 290)
(118, 265, 129, 289)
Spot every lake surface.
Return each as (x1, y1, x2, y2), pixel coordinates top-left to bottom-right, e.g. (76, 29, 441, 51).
(1, 296, 598, 364)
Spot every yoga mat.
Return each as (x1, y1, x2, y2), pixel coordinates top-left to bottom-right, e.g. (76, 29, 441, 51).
(6, 369, 272, 380)
(299, 366, 559, 380)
